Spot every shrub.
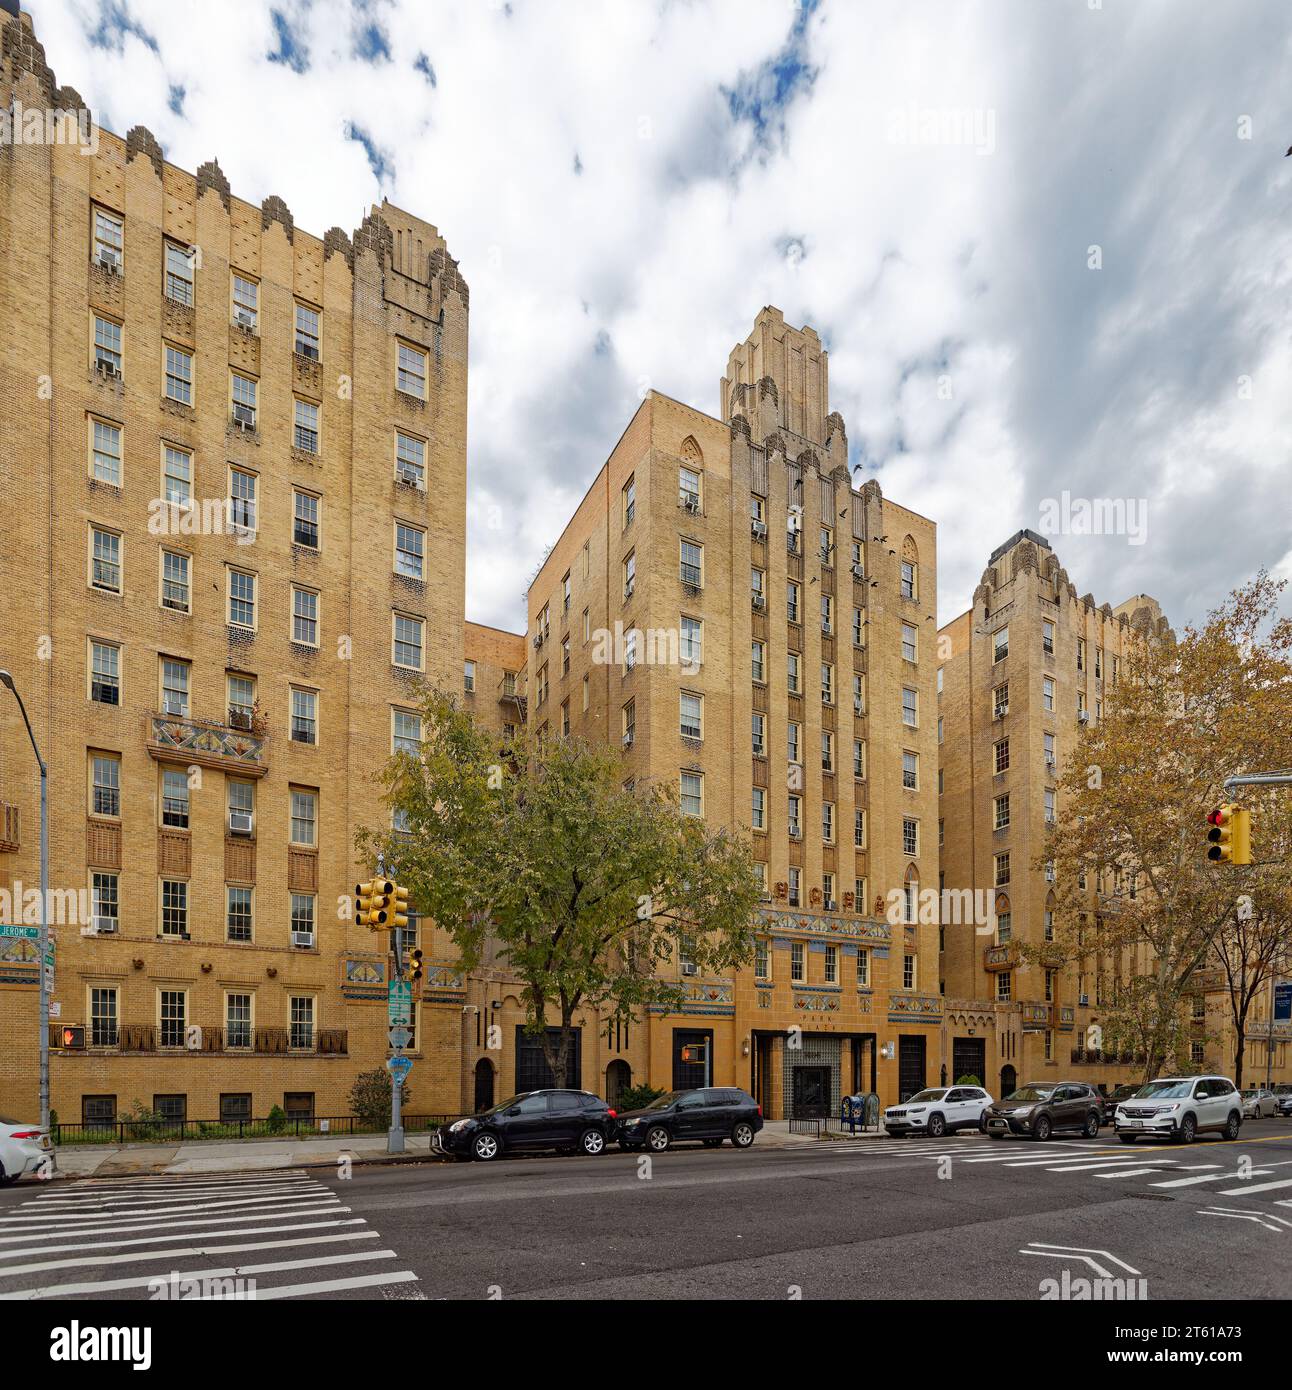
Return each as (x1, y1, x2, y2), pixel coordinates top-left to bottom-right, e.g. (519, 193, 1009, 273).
(266, 1104, 287, 1134)
(349, 1068, 410, 1128)
(616, 1083, 665, 1113)
(955, 1074, 983, 1087)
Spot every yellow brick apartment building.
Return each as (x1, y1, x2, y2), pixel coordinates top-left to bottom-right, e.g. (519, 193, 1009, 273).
(0, 10, 469, 1127)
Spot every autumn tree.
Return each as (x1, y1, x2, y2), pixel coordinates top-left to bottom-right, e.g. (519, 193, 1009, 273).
(357, 691, 761, 1092)
(1030, 574, 1292, 1083)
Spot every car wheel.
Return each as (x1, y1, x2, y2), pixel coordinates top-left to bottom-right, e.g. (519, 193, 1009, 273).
(472, 1131, 501, 1161)
(1220, 1111, 1241, 1141)
(1033, 1114, 1052, 1142)
(579, 1128, 605, 1156)
(646, 1125, 671, 1153)
(926, 1113, 946, 1139)
(0, 1163, 16, 1187)
(979, 1112, 989, 1133)
(731, 1121, 756, 1149)
(1084, 1111, 1100, 1139)
(1175, 1113, 1197, 1145)
(1118, 1134, 1137, 1144)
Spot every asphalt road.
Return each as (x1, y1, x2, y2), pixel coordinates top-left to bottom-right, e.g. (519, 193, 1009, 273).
(3, 1118, 1290, 1300)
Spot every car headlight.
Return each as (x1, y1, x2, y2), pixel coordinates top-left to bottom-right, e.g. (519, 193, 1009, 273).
(909, 1106, 926, 1113)
(449, 1119, 471, 1132)
(1012, 1106, 1033, 1117)
(624, 1118, 641, 1127)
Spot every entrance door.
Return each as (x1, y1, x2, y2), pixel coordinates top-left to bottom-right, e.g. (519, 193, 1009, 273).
(951, 1037, 987, 1088)
(898, 1036, 927, 1102)
(792, 1066, 830, 1118)
(473, 1058, 495, 1113)
(1000, 1064, 1018, 1099)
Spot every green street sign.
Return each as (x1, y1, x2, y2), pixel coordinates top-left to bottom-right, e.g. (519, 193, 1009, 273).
(0, 926, 40, 940)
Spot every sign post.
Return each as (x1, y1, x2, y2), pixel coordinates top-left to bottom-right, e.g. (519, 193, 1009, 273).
(387, 977, 411, 1154)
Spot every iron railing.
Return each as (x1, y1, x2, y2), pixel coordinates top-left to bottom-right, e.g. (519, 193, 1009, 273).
(52, 1112, 465, 1147)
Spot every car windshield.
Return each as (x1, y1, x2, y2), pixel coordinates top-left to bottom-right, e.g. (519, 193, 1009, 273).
(1136, 1081, 1193, 1099)
(1241, 1090, 1262, 1099)
(906, 1089, 948, 1103)
(480, 1094, 529, 1116)
(644, 1091, 686, 1110)
(1006, 1087, 1053, 1103)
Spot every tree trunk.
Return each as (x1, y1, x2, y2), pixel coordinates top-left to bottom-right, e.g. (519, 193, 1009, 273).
(1234, 1033, 1245, 1091)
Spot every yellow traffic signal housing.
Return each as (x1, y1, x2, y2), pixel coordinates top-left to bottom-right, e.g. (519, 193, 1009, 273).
(406, 946, 424, 982)
(355, 879, 394, 928)
(1207, 804, 1252, 865)
(388, 883, 410, 931)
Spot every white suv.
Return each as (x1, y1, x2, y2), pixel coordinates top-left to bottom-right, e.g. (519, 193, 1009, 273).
(884, 1086, 994, 1138)
(1114, 1075, 1242, 1144)
(0, 1116, 54, 1185)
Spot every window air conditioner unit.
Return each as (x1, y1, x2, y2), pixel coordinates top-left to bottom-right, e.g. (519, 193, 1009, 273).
(533, 632, 544, 648)
(851, 563, 864, 580)
(624, 580, 634, 598)
(680, 493, 700, 513)
(751, 520, 767, 539)
(162, 697, 186, 716)
(1079, 994, 1090, 1007)
(93, 916, 117, 935)
(95, 357, 121, 378)
(622, 729, 634, 748)
(994, 705, 1009, 720)
(234, 308, 256, 330)
(752, 594, 765, 611)
(853, 701, 864, 717)
(821, 621, 832, 636)
(229, 810, 254, 836)
(788, 828, 802, 841)
(1078, 711, 1089, 724)
(97, 248, 121, 274)
(291, 931, 315, 949)
(681, 962, 698, 977)
(824, 900, 837, 912)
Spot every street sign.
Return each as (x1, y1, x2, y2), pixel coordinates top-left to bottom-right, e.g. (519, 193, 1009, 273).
(1275, 982, 1292, 1023)
(386, 1055, 412, 1083)
(387, 980, 411, 1027)
(0, 925, 39, 940)
(388, 1025, 412, 1050)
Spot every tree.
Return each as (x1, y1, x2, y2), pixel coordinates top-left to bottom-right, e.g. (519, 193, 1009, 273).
(1030, 574, 1292, 1083)
(349, 1068, 409, 1128)
(358, 691, 762, 1094)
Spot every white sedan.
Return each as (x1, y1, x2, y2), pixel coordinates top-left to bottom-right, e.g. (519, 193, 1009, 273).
(0, 1115, 53, 1185)
(1241, 1088, 1278, 1119)
(884, 1086, 995, 1138)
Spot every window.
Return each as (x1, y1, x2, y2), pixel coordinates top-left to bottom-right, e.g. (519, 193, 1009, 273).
(678, 465, 701, 510)
(1045, 788, 1056, 823)
(1043, 676, 1055, 712)
(901, 559, 917, 600)
(679, 539, 703, 587)
(583, 608, 591, 645)
(821, 662, 834, 704)
(822, 801, 834, 843)
(160, 881, 188, 938)
(903, 954, 916, 990)
(993, 626, 1008, 662)
(93, 315, 122, 374)
(294, 398, 320, 453)
(392, 709, 422, 755)
(852, 606, 864, 646)
(164, 343, 193, 404)
(1042, 619, 1055, 655)
(755, 938, 770, 978)
(1044, 732, 1056, 769)
(751, 494, 766, 524)
(937, 715, 944, 744)
(394, 521, 424, 579)
(226, 993, 253, 1050)
(997, 972, 1012, 1002)
(680, 691, 703, 740)
(1077, 638, 1086, 671)
(227, 886, 253, 943)
(622, 475, 635, 528)
(291, 896, 315, 948)
(621, 700, 635, 745)
(90, 640, 120, 704)
(902, 818, 918, 856)
(994, 794, 1010, 830)
(293, 490, 320, 549)
(161, 550, 190, 612)
(752, 712, 766, 756)
(295, 302, 321, 359)
(229, 466, 257, 532)
(854, 810, 866, 848)
(228, 568, 256, 628)
(395, 431, 425, 487)
(90, 985, 118, 1047)
(90, 872, 118, 935)
(751, 567, 765, 603)
(821, 730, 834, 772)
(997, 910, 1012, 944)
(623, 551, 635, 599)
(93, 206, 123, 268)
(291, 688, 317, 744)
(824, 943, 838, 981)
(291, 587, 319, 645)
(787, 581, 800, 623)
(623, 631, 638, 672)
(993, 683, 1009, 718)
(220, 1093, 251, 1123)
(581, 675, 588, 711)
(1043, 909, 1054, 942)
(290, 995, 315, 1049)
(91, 754, 120, 817)
(788, 866, 801, 907)
(902, 687, 918, 727)
(788, 795, 801, 838)
(791, 941, 805, 982)
(856, 946, 870, 987)
(164, 241, 194, 304)
(90, 526, 121, 592)
(680, 771, 703, 817)
(853, 739, 865, 779)
(162, 444, 192, 505)
(159, 988, 187, 1047)
(938, 818, 944, 846)
(290, 789, 317, 846)
(464, 660, 477, 693)
(161, 767, 190, 828)
(91, 418, 122, 485)
(681, 615, 702, 668)
(397, 341, 428, 397)
(902, 750, 918, 790)
(902, 622, 917, 662)
(787, 651, 801, 694)
(227, 777, 254, 827)
(751, 786, 766, 830)
(787, 721, 800, 765)
(751, 639, 766, 682)
(820, 526, 834, 566)
(995, 852, 1011, 886)
(161, 658, 190, 717)
(230, 372, 257, 428)
(562, 572, 571, 615)
(232, 273, 258, 330)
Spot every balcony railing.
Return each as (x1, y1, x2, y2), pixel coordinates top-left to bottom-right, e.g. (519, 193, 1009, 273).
(0, 802, 17, 851)
(984, 942, 1017, 971)
(146, 713, 268, 777)
(51, 1023, 346, 1056)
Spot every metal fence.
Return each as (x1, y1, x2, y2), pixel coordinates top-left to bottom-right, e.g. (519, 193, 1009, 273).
(52, 1113, 465, 1147)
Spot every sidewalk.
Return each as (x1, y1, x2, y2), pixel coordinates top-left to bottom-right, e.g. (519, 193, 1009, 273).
(43, 1120, 892, 1180)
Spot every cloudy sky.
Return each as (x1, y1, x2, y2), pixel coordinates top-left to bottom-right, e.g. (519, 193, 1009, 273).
(32, 0, 1292, 632)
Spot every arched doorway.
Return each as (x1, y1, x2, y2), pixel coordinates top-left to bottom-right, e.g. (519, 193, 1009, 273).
(473, 1057, 495, 1113)
(606, 1059, 631, 1108)
(999, 1064, 1017, 1099)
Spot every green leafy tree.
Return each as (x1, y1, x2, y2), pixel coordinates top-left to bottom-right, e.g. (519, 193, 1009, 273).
(1028, 575, 1292, 1083)
(358, 691, 762, 1093)
(349, 1068, 409, 1129)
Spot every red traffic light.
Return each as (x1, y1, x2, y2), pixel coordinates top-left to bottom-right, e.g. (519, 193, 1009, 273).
(1207, 808, 1224, 827)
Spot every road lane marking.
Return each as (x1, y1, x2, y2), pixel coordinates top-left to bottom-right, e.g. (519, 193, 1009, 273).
(0, 1217, 368, 1261)
(1044, 1157, 1181, 1173)
(243, 1271, 419, 1300)
(0, 1192, 341, 1224)
(1020, 1243, 1141, 1278)
(1151, 1169, 1271, 1189)
(1216, 1177, 1292, 1196)
(0, 1203, 348, 1244)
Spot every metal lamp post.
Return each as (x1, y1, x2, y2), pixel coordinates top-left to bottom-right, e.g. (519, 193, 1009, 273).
(0, 670, 50, 1130)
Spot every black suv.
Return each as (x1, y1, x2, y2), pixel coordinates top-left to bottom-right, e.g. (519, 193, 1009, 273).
(983, 1081, 1104, 1140)
(617, 1087, 762, 1153)
(433, 1090, 618, 1161)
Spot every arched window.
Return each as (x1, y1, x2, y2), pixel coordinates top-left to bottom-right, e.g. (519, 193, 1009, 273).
(473, 1056, 495, 1113)
(903, 864, 920, 924)
(995, 893, 1011, 944)
(900, 536, 919, 600)
(606, 1059, 632, 1107)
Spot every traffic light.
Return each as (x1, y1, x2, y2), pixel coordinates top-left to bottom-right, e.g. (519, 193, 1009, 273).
(1207, 803, 1252, 865)
(355, 879, 394, 929)
(406, 946, 424, 982)
(388, 882, 410, 932)
(59, 1025, 85, 1050)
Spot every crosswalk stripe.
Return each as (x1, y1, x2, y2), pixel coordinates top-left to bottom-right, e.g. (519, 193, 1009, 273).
(28, 1181, 320, 1209)
(1044, 1157, 1179, 1173)
(0, 1216, 368, 1262)
(0, 1202, 347, 1244)
(1095, 1168, 1169, 1178)
(0, 1192, 341, 1224)
(1003, 1155, 1178, 1170)
(0, 1249, 398, 1301)
(1151, 1169, 1271, 1189)
(1216, 1177, 1292, 1196)
(239, 1270, 420, 1300)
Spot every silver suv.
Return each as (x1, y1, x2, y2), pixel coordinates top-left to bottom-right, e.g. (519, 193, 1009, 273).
(1114, 1075, 1242, 1144)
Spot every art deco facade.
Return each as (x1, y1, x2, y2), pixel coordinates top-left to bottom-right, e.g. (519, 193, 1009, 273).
(516, 308, 945, 1115)
(0, 10, 469, 1127)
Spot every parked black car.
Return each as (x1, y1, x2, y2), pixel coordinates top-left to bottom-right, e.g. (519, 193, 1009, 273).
(433, 1089, 618, 1161)
(617, 1087, 763, 1152)
(983, 1081, 1104, 1140)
